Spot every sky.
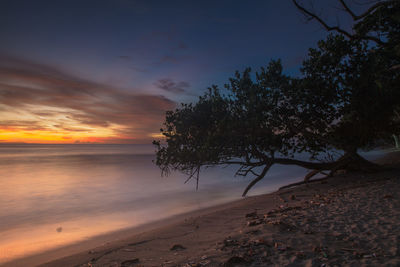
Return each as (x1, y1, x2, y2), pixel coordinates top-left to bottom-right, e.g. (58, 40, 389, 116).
(0, 0, 362, 144)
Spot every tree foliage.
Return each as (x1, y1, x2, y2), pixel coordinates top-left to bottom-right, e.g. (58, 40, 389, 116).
(154, 0, 400, 196)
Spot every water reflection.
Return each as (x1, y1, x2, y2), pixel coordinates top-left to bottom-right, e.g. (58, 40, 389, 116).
(0, 145, 384, 264)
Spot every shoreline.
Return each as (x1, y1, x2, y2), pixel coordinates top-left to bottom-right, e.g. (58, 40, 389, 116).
(4, 152, 400, 266)
(1, 196, 249, 267)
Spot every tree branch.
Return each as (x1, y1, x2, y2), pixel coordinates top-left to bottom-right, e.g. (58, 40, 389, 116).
(184, 166, 200, 184)
(274, 157, 339, 170)
(339, 0, 394, 21)
(235, 165, 260, 177)
(242, 164, 272, 197)
(292, 0, 386, 45)
(304, 169, 323, 182)
(220, 160, 265, 166)
(339, 0, 359, 20)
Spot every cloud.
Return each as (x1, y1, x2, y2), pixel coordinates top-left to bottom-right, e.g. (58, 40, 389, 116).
(176, 41, 188, 51)
(128, 66, 148, 73)
(0, 55, 176, 143)
(154, 78, 190, 94)
(118, 55, 132, 60)
(156, 54, 190, 65)
(0, 120, 49, 131)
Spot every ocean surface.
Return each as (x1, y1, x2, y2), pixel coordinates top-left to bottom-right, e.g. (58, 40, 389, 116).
(0, 144, 384, 264)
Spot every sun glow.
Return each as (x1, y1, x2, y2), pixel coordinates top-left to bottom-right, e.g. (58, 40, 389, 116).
(0, 105, 127, 144)
(0, 128, 116, 143)
(0, 58, 175, 144)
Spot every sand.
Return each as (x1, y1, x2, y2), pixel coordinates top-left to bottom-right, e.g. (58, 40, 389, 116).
(6, 152, 400, 267)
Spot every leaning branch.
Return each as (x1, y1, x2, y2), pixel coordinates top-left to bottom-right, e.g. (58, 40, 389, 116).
(220, 160, 265, 166)
(274, 157, 338, 170)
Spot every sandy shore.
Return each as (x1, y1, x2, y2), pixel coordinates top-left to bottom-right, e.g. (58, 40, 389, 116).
(6, 152, 400, 267)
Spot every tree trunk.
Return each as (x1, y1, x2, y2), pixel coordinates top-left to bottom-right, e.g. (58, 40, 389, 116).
(275, 152, 379, 173)
(242, 152, 380, 196)
(276, 152, 381, 191)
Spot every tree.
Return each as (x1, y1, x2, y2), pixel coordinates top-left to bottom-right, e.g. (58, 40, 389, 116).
(294, 0, 400, 146)
(153, 1, 400, 196)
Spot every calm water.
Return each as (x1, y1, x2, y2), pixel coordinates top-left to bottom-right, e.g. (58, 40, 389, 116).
(0, 144, 384, 264)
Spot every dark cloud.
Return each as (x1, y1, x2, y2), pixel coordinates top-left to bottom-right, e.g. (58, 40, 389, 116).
(129, 66, 148, 73)
(156, 54, 190, 65)
(59, 127, 90, 132)
(0, 56, 176, 142)
(159, 55, 179, 64)
(155, 78, 190, 94)
(176, 41, 188, 50)
(117, 56, 149, 73)
(118, 55, 132, 60)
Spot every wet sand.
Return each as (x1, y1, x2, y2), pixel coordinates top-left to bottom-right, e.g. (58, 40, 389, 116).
(6, 152, 400, 267)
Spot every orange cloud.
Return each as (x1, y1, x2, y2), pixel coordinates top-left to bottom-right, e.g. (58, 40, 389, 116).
(0, 56, 176, 144)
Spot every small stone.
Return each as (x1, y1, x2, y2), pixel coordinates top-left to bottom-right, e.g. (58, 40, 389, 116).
(296, 251, 306, 259)
(121, 258, 139, 267)
(264, 213, 276, 219)
(246, 229, 261, 235)
(170, 244, 186, 251)
(245, 211, 258, 218)
(247, 220, 262, 226)
(223, 238, 238, 247)
(363, 254, 374, 258)
(304, 227, 313, 235)
(199, 260, 211, 266)
(223, 256, 250, 267)
(274, 242, 286, 251)
(313, 246, 321, 252)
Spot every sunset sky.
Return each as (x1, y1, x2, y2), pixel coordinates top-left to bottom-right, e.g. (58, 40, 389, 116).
(0, 0, 356, 144)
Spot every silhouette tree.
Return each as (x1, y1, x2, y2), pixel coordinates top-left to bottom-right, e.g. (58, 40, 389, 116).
(294, 0, 400, 146)
(153, 1, 400, 196)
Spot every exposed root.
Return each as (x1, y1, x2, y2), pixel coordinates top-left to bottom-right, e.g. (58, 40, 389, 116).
(304, 169, 323, 182)
(244, 153, 381, 196)
(279, 176, 329, 191)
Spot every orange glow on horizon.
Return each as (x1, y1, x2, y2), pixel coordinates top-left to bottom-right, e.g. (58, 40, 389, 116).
(0, 106, 139, 144)
(0, 100, 155, 144)
(0, 128, 119, 144)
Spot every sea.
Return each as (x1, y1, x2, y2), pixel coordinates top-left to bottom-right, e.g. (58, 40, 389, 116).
(0, 144, 385, 264)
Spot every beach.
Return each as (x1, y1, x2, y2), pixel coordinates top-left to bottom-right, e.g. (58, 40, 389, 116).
(0, 144, 319, 265)
(2, 0, 399, 266)
(5, 152, 398, 267)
